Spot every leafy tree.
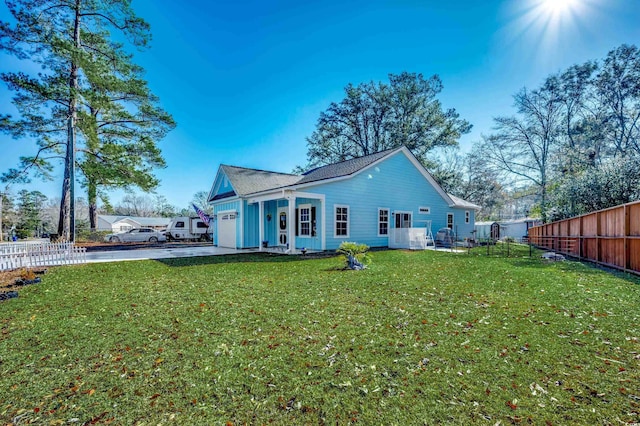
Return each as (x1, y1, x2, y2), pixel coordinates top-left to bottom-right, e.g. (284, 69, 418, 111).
(454, 149, 506, 220)
(304, 72, 471, 167)
(596, 44, 640, 158)
(153, 195, 177, 218)
(549, 157, 640, 221)
(426, 146, 463, 194)
(114, 192, 157, 217)
(479, 85, 563, 222)
(0, 0, 154, 241)
(470, 44, 640, 221)
(77, 32, 174, 230)
(15, 189, 47, 238)
(0, 190, 17, 241)
(550, 62, 606, 174)
(191, 191, 213, 215)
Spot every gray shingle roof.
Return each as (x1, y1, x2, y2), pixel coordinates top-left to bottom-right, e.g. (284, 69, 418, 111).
(98, 215, 172, 227)
(448, 194, 481, 210)
(216, 148, 478, 211)
(221, 165, 301, 196)
(297, 148, 401, 185)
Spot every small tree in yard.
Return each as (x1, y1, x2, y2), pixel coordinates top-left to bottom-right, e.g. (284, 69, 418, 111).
(337, 242, 371, 270)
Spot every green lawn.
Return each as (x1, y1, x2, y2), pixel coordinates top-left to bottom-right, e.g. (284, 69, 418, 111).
(1, 247, 639, 425)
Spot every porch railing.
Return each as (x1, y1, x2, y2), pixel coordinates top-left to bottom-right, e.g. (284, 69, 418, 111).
(389, 228, 433, 250)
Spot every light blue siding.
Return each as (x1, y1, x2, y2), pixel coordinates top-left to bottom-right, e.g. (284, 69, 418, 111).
(244, 201, 259, 248)
(451, 208, 476, 241)
(263, 200, 278, 246)
(212, 150, 477, 251)
(302, 151, 463, 250)
(210, 170, 234, 199)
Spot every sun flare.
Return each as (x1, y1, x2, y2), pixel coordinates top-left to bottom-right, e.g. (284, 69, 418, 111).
(501, 0, 597, 69)
(541, 0, 580, 15)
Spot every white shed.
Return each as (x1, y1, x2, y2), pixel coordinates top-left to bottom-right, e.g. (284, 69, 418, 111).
(474, 218, 541, 242)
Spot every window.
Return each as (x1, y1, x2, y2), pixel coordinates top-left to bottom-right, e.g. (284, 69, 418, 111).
(196, 221, 209, 228)
(395, 212, 412, 228)
(447, 213, 454, 229)
(335, 205, 349, 237)
(419, 206, 431, 214)
(299, 204, 311, 237)
(378, 208, 389, 236)
(465, 211, 470, 224)
(176, 221, 185, 228)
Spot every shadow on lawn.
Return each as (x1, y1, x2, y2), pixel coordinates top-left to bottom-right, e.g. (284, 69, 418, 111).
(154, 251, 339, 268)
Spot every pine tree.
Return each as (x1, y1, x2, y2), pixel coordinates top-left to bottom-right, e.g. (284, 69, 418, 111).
(0, 0, 167, 240)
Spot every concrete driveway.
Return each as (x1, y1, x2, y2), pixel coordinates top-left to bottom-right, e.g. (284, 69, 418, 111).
(85, 245, 251, 263)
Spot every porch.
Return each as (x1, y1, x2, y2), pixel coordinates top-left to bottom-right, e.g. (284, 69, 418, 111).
(248, 190, 325, 254)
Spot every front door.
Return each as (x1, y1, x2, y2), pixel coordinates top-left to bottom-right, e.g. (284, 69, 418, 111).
(277, 207, 288, 246)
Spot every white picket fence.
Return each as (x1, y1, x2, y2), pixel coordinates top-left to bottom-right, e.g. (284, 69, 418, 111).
(0, 242, 86, 271)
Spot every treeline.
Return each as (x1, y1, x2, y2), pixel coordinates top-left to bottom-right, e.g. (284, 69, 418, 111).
(468, 43, 640, 222)
(0, 190, 212, 239)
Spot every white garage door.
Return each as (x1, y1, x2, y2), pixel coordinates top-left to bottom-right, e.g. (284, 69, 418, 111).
(217, 213, 237, 248)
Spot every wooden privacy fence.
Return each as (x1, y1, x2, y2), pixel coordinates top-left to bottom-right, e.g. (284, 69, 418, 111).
(0, 242, 86, 271)
(528, 200, 640, 275)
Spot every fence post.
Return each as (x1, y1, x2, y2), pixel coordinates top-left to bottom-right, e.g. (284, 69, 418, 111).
(625, 204, 630, 272)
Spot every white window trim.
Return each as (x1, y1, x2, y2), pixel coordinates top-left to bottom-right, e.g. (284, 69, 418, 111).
(378, 208, 390, 237)
(447, 213, 454, 229)
(334, 204, 350, 238)
(298, 203, 312, 238)
(465, 210, 470, 224)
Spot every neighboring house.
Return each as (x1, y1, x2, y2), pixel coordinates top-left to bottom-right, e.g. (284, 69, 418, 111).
(97, 215, 172, 233)
(207, 146, 480, 252)
(475, 218, 542, 241)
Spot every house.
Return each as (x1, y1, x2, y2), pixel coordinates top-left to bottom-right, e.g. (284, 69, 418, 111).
(97, 215, 172, 233)
(207, 146, 480, 252)
(475, 218, 542, 241)
(501, 218, 542, 241)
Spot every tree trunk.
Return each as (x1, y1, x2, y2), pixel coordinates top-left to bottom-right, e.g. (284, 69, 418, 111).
(88, 181, 98, 231)
(58, 0, 81, 241)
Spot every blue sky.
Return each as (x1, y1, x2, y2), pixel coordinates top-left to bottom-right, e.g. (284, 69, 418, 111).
(1, 0, 639, 209)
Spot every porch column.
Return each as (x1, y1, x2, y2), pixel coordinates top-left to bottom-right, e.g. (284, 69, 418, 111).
(288, 195, 296, 254)
(320, 198, 326, 250)
(258, 201, 264, 252)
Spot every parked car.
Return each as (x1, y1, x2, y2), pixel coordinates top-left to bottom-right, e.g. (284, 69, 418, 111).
(104, 228, 167, 243)
(435, 227, 455, 248)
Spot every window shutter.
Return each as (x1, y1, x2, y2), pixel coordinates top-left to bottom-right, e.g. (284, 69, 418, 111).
(295, 208, 299, 236)
(311, 206, 317, 237)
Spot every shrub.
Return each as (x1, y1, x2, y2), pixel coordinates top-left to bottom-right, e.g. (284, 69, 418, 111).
(76, 230, 111, 242)
(336, 241, 371, 270)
